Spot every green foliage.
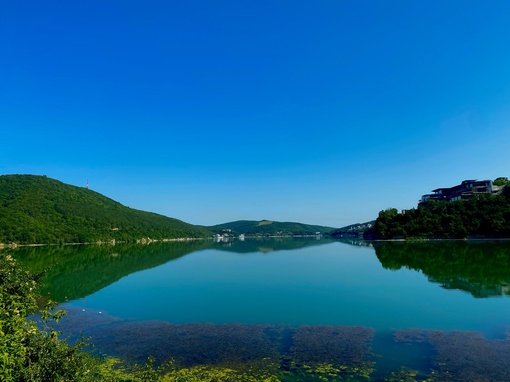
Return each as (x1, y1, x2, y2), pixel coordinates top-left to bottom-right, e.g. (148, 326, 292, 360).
(0, 175, 211, 245)
(0, 254, 100, 381)
(493, 177, 510, 187)
(371, 189, 510, 239)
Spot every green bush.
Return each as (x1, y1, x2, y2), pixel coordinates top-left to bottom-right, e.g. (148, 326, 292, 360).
(0, 254, 107, 381)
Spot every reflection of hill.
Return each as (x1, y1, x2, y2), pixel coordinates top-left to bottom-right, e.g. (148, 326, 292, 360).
(329, 238, 374, 248)
(211, 237, 336, 254)
(374, 241, 510, 298)
(9, 241, 214, 302)
(8, 238, 334, 303)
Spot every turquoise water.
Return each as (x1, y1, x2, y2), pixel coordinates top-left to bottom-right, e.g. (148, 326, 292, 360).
(62, 240, 510, 336)
(11, 239, 510, 380)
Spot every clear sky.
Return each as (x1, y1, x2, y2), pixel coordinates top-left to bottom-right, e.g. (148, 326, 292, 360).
(2, 1, 510, 228)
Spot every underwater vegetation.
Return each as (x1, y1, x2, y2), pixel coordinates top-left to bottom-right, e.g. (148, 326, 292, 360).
(53, 309, 377, 381)
(25, 301, 509, 382)
(49, 307, 510, 381)
(393, 329, 510, 382)
(286, 325, 375, 381)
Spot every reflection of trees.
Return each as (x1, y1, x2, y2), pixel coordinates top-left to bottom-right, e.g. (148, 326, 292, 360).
(8, 241, 214, 302)
(330, 239, 374, 247)
(7, 238, 336, 302)
(213, 237, 336, 254)
(374, 241, 510, 298)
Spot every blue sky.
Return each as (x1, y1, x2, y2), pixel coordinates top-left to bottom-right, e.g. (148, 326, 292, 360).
(2, 1, 510, 227)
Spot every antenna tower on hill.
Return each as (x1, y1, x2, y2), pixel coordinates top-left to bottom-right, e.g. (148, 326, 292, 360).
(86, 179, 89, 189)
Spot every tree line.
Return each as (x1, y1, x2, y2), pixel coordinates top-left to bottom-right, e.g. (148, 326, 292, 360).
(367, 178, 510, 240)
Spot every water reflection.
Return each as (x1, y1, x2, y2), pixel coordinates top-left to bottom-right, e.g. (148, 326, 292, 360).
(9, 238, 335, 302)
(9, 238, 510, 381)
(213, 236, 336, 254)
(9, 239, 510, 303)
(373, 241, 510, 298)
(9, 241, 212, 302)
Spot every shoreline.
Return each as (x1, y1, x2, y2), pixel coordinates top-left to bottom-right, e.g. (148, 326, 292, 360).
(3, 235, 510, 250)
(0, 237, 209, 250)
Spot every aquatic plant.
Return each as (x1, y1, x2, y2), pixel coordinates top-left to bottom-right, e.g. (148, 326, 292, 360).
(282, 361, 375, 381)
(49, 310, 382, 381)
(383, 367, 430, 382)
(79, 320, 280, 366)
(289, 325, 375, 365)
(394, 329, 510, 382)
(283, 325, 376, 381)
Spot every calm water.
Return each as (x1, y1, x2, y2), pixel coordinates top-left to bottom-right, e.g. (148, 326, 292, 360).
(11, 239, 510, 381)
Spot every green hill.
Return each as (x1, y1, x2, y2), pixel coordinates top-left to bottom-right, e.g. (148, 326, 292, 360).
(365, 179, 510, 240)
(0, 174, 211, 245)
(329, 221, 375, 238)
(208, 219, 336, 236)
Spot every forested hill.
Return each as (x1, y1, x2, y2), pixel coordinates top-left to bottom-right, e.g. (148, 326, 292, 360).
(208, 219, 336, 236)
(365, 179, 510, 240)
(329, 221, 375, 238)
(0, 174, 210, 245)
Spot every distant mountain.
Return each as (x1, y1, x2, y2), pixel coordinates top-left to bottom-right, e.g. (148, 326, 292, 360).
(329, 221, 375, 238)
(208, 220, 336, 236)
(0, 174, 211, 245)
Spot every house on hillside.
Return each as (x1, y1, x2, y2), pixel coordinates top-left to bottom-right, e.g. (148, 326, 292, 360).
(419, 179, 495, 205)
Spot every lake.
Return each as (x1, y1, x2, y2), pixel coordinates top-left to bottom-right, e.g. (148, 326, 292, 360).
(11, 238, 510, 381)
